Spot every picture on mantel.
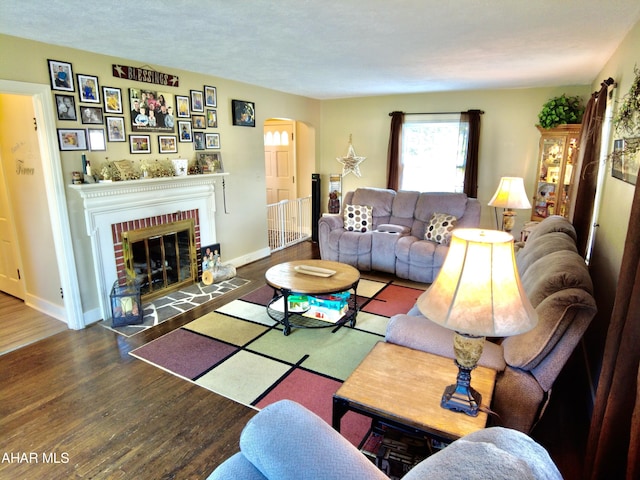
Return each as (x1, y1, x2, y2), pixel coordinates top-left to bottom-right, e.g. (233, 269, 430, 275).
(129, 88, 175, 133)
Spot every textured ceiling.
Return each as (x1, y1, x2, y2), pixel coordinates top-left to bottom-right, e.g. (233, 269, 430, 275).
(1, 0, 639, 99)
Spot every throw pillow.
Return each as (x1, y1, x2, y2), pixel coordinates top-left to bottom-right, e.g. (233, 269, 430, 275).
(343, 204, 373, 232)
(425, 212, 457, 245)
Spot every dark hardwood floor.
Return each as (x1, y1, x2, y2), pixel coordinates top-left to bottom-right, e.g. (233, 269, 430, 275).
(0, 241, 587, 479)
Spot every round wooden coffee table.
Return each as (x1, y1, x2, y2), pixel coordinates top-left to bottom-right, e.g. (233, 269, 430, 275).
(264, 260, 360, 336)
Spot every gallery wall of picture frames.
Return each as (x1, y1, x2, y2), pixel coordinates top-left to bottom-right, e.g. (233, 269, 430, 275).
(48, 59, 227, 167)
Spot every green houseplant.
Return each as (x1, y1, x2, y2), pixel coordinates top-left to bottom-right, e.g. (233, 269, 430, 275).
(538, 94, 585, 129)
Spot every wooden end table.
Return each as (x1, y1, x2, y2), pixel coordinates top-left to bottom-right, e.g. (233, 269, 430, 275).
(264, 260, 360, 336)
(333, 342, 497, 443)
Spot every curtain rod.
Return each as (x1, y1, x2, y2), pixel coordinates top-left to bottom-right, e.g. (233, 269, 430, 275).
(389, 110, 484, 116)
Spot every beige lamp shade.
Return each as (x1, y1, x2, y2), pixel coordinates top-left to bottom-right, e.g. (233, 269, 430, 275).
(417, 228, 537, 337)
(488, 177, 532, 209)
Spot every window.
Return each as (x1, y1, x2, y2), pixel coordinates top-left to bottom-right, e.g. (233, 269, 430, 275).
(400, 114, 469, 192)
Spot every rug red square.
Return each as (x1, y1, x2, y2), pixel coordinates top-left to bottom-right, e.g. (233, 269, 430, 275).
(361, 284, 424, 317)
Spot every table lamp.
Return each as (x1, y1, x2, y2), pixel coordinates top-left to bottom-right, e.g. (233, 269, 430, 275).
(488, 177, 532, 232)
(417, 228, 537, 416)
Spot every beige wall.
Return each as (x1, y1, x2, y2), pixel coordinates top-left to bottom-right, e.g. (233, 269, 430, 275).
(0, 34, 321, 316)
(318, 86, 590, 233)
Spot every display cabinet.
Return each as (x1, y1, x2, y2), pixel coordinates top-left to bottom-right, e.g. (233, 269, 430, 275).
(531, 125, 581, 221)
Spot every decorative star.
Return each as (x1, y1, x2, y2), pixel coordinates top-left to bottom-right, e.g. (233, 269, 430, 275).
(113, 65, 126, 78)
(337, 144, 366, 177)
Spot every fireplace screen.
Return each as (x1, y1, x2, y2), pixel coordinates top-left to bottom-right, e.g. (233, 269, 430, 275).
(122, 219, 197, 300)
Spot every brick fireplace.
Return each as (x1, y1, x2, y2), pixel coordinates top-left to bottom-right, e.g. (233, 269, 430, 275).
(71, 175, 224, 321)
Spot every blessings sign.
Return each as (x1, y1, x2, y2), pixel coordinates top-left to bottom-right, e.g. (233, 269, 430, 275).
(112, 64, 179, 87)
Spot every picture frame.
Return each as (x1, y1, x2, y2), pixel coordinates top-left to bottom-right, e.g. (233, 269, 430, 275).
(190, 90, 204, 112)
(192, 114, 206, 129)
(87, 128, 106, 151)
(105, 116, 126, 142)
(129, 88, 175, 133)
(80, 106, 104, 125)
(55, 94, 77, 121)
(197, 152, 224, 173)
(204, 86, 217, 107)
(206, 109, 217, 128)
(178, 120, 192, 142)
(612, 137, 639, 186)
(103, 86, 123, 114)
(205, 133, 220, 149)
(176, 95, 190, 118)
(129, 134, 151, 154)
(47, 59, 74, 92)
(57, 128, 87, 151)
(158, 135, 178, 154)
(200, 243, 221, 272)
(194, 131, 205, 150)
(77, 74, 100, 103)
(232, 99, 255, 127)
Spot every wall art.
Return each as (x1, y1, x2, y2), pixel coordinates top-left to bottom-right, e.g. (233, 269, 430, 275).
(206, 109, 217, 128)
(176, 95, 190, 118)
(129, 88, 175, 132)
(197, 152, 223, 173)
(129, 135, 151, 154)
(103, 86, 123, 114)
(205, 133, 220, 149)
(192, 114, 206, 129)
(194, 131, 205, 150)
(48, 59, 74, 92)
(612, 137, 639, 185)
(88, 129, 106, 151)
(77, 74, 100, 103)
(57, 128, 87, 151)
(106, 117, 126, 142)
(159, 135, 178, 154)
(204, 86, 217, 107)
(112, 64, 179, 87)
(191, 90, 204, 112)
(178, 120, 192, 142)
(55, 95, 77, 121)
(80, 106, 104, 125)
(232, 99, 255, 127)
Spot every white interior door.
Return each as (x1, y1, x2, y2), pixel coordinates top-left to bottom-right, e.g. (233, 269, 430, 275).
(264, 120, 296, 204)
(0, 153, 25, 299)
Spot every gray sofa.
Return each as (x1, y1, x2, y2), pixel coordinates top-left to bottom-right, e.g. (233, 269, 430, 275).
(208, 399, 562, 480)
(318, 187, 481, 283)
(386, 215, 597, 433)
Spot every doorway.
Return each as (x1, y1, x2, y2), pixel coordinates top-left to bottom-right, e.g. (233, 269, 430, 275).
(0, 80, 83, 330)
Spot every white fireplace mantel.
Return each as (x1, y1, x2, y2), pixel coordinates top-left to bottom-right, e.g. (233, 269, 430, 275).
(70, 174, 228, 321)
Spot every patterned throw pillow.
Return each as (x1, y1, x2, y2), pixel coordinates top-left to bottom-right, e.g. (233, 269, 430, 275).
(425, 212, 458, 245)
(343, 204, 373, 232)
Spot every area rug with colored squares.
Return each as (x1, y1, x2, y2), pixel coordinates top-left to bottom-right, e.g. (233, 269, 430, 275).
(129, 278, 426, 446)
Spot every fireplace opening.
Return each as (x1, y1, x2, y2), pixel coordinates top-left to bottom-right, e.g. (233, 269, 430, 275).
(122, 219, 197, 301)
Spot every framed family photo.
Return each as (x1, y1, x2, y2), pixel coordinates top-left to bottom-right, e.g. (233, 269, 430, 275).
(55, 95, 77, 121)
(88, 129, 106, 151)
(158, 135, 178, 154)
(194, 131, 205, 150)
(48, 59, 74, 92)
(191, 90, 204, 112)
(176, 95, 190, 118)
(77, 74, 100, 103)
(130, 135, 151, 154)
(206, 133, 220, 149)
(178, 120, 192, 142)
(206, 109, 217, 127)
(103, 86, 123, 114)
(192, 114, 206, 129)
(57, 128, 87, 151)
(204, 86, 217, 107)
(232, 99, 255, 127)
(197, 152, 224, 173)
(80, 106, 103, 124)
(129, 88, 175, 133)
(106, 117, 125, 142)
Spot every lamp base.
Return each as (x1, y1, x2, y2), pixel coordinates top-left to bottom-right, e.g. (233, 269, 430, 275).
(502, 209, 516, 232)
(441, 380, 482, 417)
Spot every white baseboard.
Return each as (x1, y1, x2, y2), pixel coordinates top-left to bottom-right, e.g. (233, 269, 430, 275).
(227, 247, 271, 269)
(24, 294, 66, 324)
